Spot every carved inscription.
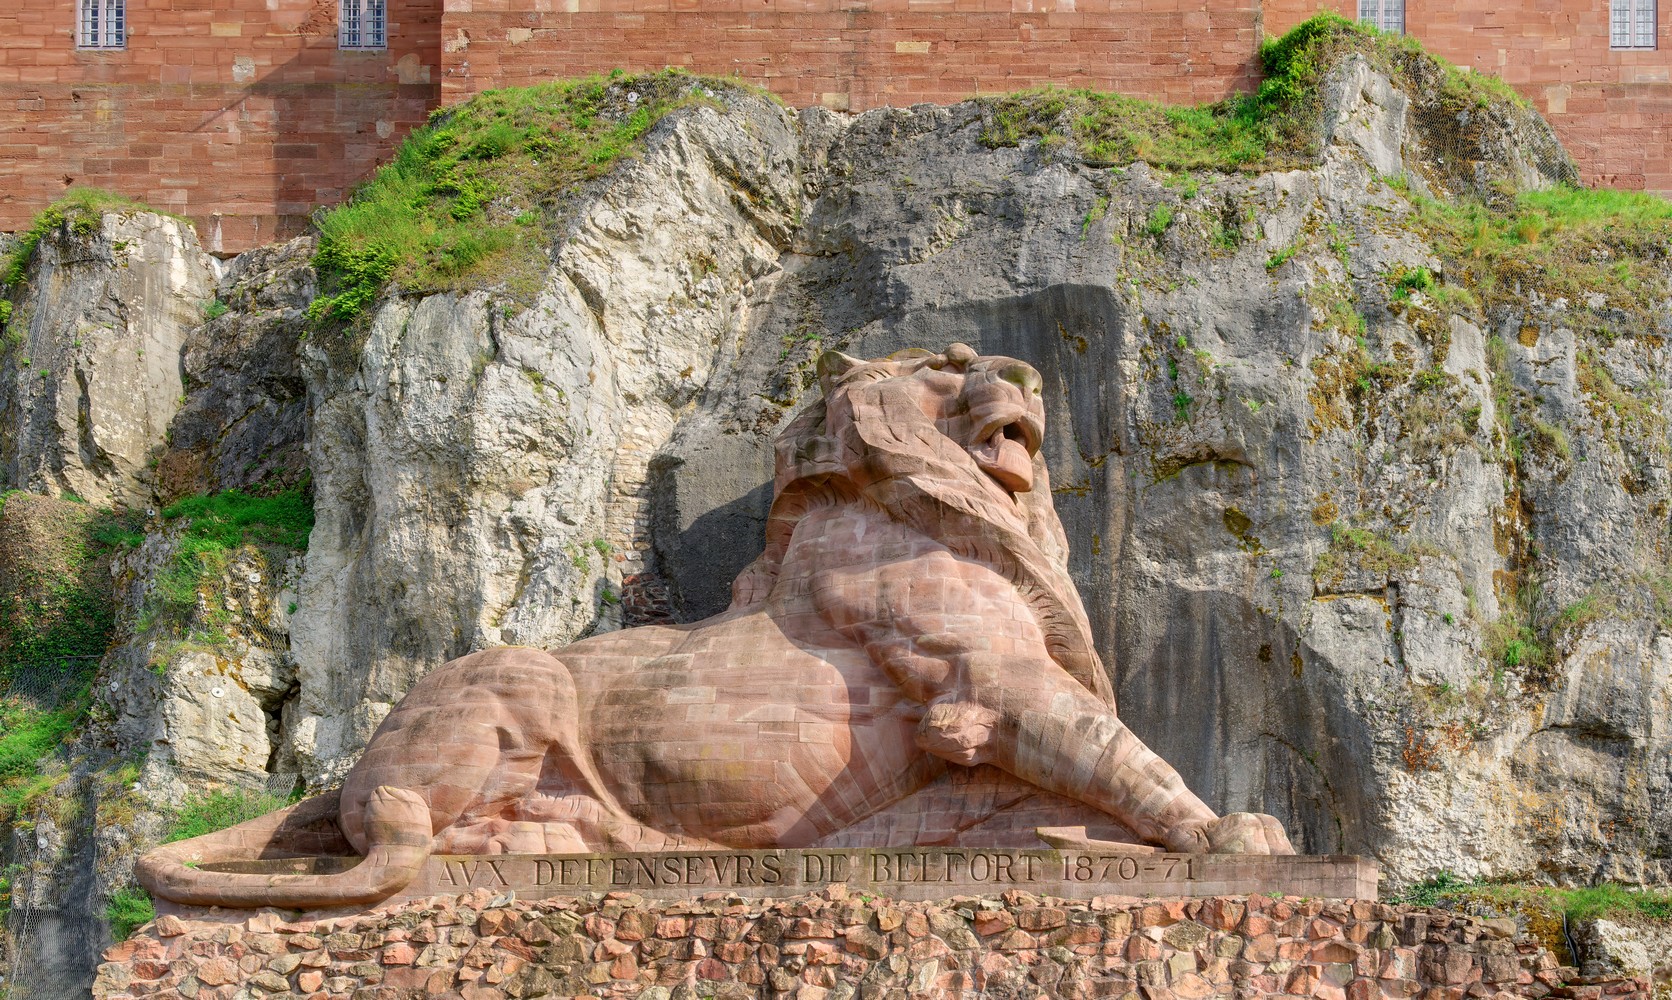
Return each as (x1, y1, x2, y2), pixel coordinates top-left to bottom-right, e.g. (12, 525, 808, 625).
(422, 849, 1201, 894)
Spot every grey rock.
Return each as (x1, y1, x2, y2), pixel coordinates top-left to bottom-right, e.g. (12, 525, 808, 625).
(159, 236, 314, 498)
(285, 91, 800, 781)
(0, 210, 213, 505)
(1572, 916, 1671, 980)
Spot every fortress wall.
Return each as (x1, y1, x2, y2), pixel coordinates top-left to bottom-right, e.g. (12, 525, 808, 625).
(1263, 0, 1672, 194)
(3, 0, 1668, 251)
(93, 886, 1651, 1000)
(435, 1, 1266, 111)
(0, 0, 442, 250)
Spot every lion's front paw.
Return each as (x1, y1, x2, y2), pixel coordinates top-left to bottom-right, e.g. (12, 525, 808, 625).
(1202, 812, 1295, 855)
(915, 701, 999, 766)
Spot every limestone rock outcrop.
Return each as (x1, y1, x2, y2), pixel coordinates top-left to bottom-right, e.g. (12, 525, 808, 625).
(0, 211, 213, 505)
(285, 99, 799, 781)
(154, 237, 314, 500)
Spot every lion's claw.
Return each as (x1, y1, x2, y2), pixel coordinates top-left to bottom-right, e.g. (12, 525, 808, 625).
(1169, 812, 1295, 855)
(1204, 812, 1295, 855)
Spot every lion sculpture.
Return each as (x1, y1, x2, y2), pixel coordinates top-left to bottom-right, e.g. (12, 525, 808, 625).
(138, 344, 1293, 908)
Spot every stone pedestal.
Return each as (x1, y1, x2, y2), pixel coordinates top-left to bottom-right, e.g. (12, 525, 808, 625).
(100, 885, 1650, 1000)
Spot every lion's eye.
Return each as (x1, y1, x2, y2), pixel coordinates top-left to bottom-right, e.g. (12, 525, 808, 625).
(997, 363, 1043, 396)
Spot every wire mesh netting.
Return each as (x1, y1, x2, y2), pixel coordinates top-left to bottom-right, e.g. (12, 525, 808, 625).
(1408, 98, 1579, 192)
(0, 654, 101, 709)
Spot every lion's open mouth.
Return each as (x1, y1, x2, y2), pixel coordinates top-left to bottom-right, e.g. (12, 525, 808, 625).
(969, 414, 1041, 494)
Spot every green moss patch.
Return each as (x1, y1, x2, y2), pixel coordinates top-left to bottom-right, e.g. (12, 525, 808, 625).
(309, 70, 739, 323)
(0, 187, 169, 290)
(141, 481, 314, 650)
(978, 13, 1530, 173)
(1395, 871, 1672, 923)
(1406, 185, 1672, 328)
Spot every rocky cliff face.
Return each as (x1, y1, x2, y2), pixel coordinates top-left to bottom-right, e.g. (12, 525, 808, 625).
(2, 31, 1670, 997)
(0, 211, 213, 507)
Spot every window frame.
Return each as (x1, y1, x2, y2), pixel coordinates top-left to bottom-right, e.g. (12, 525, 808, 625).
(1357, 0, 1406, 35)
(77, 0, 126, 50)
(338, 0, 388, 51)
(1611, 0, 1658, 49)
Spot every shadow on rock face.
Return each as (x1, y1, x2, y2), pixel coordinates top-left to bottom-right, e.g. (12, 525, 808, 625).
(649, 450, 775, 622)
(1116, 579, 1381, 858)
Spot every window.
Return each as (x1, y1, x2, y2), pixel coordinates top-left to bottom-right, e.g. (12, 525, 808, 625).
(78, 0, 125, 48)
(1358, 0, 1404, 34)
(1612, 0, 1657, 48)
(339, 0, 386, 49)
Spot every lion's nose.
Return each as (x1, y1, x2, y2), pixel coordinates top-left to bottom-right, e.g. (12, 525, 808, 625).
(998, 362, 1042, 397)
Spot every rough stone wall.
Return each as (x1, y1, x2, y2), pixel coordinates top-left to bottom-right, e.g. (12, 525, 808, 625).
(96, 888, 1643, 1000)
(0, 0, 441, 250)
(1264, 0, 1672, 194)
(438, 0, 1265, 110)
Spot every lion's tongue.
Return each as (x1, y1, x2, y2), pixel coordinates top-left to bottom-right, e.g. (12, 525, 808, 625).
(974, 436, 1034, 493)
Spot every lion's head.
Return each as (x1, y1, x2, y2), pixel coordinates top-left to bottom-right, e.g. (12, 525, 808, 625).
(733, 343, 1113, 705)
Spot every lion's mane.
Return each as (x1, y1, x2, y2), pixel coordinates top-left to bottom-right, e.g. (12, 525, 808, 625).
(728, 348, 1114, 706)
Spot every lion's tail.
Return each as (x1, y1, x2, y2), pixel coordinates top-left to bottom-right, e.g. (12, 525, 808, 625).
(135, 786, 432, 909)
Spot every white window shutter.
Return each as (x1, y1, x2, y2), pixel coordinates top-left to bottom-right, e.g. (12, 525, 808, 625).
(80, 0, 123, 48)
(1359, 0, 1404, 34)
(1613, 0, 1658, 48)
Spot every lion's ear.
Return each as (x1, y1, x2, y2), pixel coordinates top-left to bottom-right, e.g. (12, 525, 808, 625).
(816, 350, 865, 392)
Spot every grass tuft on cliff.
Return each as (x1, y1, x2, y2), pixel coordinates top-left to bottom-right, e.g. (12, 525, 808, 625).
(1405, 183, 1672, 324)
(140, 481, 315, 654)
(978, 12, 1531, 172)
(0, 491, 140, 820)
(106, 887, 157, 941)
(1395, 871, 1672, 923)
(162, 787, 296, 844)
(308, 69, 736, 322)
(0, 187, 171, 290)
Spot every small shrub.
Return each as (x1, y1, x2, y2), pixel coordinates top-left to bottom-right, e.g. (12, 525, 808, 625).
(1267, 240, 1301, 270)
(1146, 203, 1174, 237)
(106, 887, 156, 941)
(1390, 264, 1436, 301)
(1482, 586, 1548, 679)
(1081, 196, 1109, 234)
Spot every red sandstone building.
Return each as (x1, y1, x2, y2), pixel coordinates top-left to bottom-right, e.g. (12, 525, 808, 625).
(1, 0, 1666, 252)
